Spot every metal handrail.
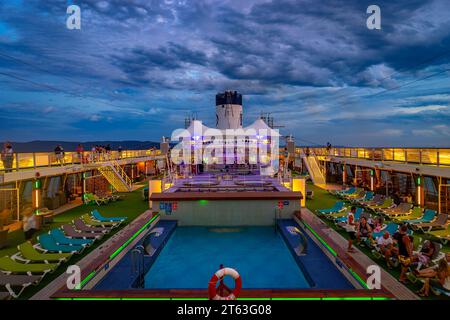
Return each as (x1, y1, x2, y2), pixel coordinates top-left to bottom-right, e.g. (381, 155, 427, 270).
(0, 149, 162, 173)
(295, 147, 450, 167)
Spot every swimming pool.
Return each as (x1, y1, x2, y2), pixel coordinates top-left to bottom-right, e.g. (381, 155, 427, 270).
(144, 227, 310, 289)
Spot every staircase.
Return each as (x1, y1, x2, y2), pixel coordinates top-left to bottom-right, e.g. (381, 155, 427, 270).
(98, 161, 133, 192)
(301, 151, 326, 185)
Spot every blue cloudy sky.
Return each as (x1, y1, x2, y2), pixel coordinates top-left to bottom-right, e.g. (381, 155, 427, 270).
(0, 0, 450, 147)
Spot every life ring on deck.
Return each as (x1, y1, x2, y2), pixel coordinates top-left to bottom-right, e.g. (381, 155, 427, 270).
(208, 267, 242, 300)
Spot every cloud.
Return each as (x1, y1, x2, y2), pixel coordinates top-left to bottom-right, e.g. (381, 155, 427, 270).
(1, 0, 450, 146)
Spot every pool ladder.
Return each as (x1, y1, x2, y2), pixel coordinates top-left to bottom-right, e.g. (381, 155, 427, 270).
(131, 245, 145, 288)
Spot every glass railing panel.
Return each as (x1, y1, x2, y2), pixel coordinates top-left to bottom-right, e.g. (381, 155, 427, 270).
(406, 149, 420, 163)
(16, 153, 34, 169)
(393, 148, 405, 162)
(439, 149, 450, 166)
(421, 149, 438, 165)
(357, 149, 366, 159)
(35, 153, 50, 167)
(373, 149, 383, 161)
(383, 148, 394, 161)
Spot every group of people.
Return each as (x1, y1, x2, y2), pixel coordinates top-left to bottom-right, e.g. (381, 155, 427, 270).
(340, 206, 449, 297)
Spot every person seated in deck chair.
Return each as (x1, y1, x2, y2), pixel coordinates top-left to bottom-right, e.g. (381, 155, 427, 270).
(356, 216, 372, 244)
(395, 224, 414, 285)
(343, 206, 357, 253)
(414, 240, 435, 270)
(415, 257, 450, 297)
(377, 231, 394, 268)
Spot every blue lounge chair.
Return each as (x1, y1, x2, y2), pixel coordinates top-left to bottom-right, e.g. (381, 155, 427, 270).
(403, 209, 436, 225)
(372, 222, 399, 239)
(49, 229, 93, 247)
(336, 187, 356, 198)
(335, 207, 363, 223)
(317, 201, 345, 215)
(91, 210, 127, 222)
(36, 234, 83, 254)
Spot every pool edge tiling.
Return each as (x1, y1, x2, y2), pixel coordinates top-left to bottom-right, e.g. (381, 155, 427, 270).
(94, 220, 177, 290)
(277, 219, 354, 290)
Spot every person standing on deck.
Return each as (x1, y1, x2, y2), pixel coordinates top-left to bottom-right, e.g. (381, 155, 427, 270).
(1, 142, 14, 173)
(23, 211, 38, 240)
(343, 206, 357, 253)
(76, 144, 84, 164)
(54, 144, 65, 166)
(396, 224, 413, 284)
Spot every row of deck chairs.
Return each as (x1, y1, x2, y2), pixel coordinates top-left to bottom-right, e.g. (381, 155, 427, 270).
(329, 187, 450, 245)
(0, 210, 126, 299)
(83, 192, 123, 206)
(316, 199, 448, 297)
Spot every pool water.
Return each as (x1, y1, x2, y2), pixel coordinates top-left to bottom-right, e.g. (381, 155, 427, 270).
(144, 226, 310, 289)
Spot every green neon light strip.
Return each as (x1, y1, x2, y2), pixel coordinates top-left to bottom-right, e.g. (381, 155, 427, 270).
(76, 214, 160, 290)
(76, 270, 96, 290)
(348, 268, 369, 289)
(56, 296, 390, 301)
(302, 222, 370, 289)
(109, 214, 159, 260)
(302, 222, 337, 256)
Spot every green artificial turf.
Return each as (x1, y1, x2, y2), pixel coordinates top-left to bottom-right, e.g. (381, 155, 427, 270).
(0, 186, 149, 299)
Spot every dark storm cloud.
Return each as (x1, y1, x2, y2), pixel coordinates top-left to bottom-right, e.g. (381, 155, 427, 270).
(0, 0, 450, 145)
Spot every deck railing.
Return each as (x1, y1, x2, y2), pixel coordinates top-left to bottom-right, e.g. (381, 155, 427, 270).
(295, 147, 450, 167)
(0, 149, 161, 173)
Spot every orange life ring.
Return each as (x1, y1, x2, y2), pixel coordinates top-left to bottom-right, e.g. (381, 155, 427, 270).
(208, 267, 242, 300)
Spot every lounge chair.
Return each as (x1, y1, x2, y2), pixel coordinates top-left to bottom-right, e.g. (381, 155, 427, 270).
(352, 191, 373, 204)
(36, 234, 84, 254)
(91, 209, 127, 222)
(316, 201, 346, 215)
(330, 187, 355, 197)
(382, 203, 413, 217)
(372, 222, 399, 240)
(73, 218, 111, 234)
(335, 207, 363, 224)
(83, 193, 108, 206)
(344, 189, 365, 200)
(413, 240, 445, 267)
(0, 273, 42, 299)
(413, 214, 448, 233)
(62, 224, 104, 239)
(91, 209, 126, 222)
(11, 241, 72, 264)
(82, 214, 120, 228)
(361, 194, 384, 207)
(74, 218, 112, 233)
(0, 256, 58, 275)
(367, 198, 394, 212)
(427, 225, 450, 245)
(403, 209, 437, 225)
(393, 207, 423, 222)
(49, 229, 93, 247)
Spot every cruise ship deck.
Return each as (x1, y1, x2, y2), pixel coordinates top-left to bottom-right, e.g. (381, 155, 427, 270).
(1, 145, 449, 300)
